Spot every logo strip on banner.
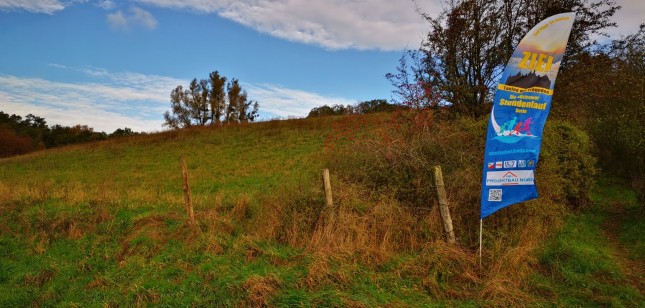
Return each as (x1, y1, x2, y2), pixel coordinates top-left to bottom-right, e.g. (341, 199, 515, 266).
(480, 12, 576, 219)
(485, 170, 535, 186)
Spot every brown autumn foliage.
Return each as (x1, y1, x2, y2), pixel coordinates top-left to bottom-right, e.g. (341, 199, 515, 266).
(0, 127, 34, 157)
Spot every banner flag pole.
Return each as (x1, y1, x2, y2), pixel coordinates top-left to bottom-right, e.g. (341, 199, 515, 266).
(479, 219, 483, 269)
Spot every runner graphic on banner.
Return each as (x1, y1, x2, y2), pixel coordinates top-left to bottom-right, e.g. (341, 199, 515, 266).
(480, 13, 576, 219)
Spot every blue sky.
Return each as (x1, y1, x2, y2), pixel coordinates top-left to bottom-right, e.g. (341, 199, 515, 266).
(1, 0, 643, 132)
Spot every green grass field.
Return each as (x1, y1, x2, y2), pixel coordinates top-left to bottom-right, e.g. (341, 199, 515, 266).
(0, 116, 642, 306)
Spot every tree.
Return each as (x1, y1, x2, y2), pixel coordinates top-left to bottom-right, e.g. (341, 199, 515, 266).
(356, 99, 397, 114)
(0, 110, 112, 154)
(163, 85, 192, 129)
(236, 98, 259, 123)
(307, 105, 337, 117)
(0, 111, 49, 152)
(307, 99, 397, 118)
(110, 127, 137, 138)
(208, 71, 227, 125)
(0, 127, 33, 157)
(163, 78, 212, 129)
(191, 78, 210, 126)
(164, 71, 260, 128)
(225, 79, 244, 123)
(390, 0, 620, 117)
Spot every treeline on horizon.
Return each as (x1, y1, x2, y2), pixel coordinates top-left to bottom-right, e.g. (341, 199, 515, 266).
(306, 99, 399, 118)
(0, 111, 139, 158)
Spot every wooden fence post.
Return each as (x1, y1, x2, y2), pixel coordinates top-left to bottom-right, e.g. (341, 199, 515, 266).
(180, 156, 196, 226)
(434, 165, 456, 244)
(322, 169, 334, 209)
(313, 168, 337, 242)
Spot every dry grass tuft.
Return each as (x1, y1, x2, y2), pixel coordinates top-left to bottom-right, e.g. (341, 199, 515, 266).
(300, 253, 353, 291)
(117, 213, 193, 260)
(196, 207, 235, 255)
(341, 298, 370, 308)
(251, 196, 284, 241)
(91, 206, 113, 225)
(91, 179, 119, 205)
(67, 221, 83, 239)
(307, 183, 424, 265)
(477, 219, 546, 306)
(202, 233, 226, 255)
(242, 273, 282, 307)
(301, 253, 332, 290)
(251, 185, 322, 248)
(29, 235, 49, 255)
(254, 180, 432, 265)
(230, 194, 252, 221)
(231, 236, 268, 262)
(30, 180, 56, 202)
(85, 274, 112, 290)
(479, 252, 538, 306)
(200, 207, 235, 235)
(134, 288, 161, 306)
(0, 181, 14, 205)
(23, 269, 56, 287)
(399, 241, 479, 299)
(26, 207, 89, 244)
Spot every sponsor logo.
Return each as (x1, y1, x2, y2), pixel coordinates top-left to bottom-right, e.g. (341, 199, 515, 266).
(504, 160, 517, 168)
(518, 160, 527, 168)
(495, 161, 503, 169)
(487, 162, 495, 169)
(486, 170, 535, 186)
(528, 160, 535, 167)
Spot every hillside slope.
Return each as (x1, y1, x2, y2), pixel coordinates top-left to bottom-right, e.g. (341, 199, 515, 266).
(0, 116, 642, 306)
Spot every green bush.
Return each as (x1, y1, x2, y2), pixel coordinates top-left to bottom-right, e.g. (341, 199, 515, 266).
(541, 121, 597, 209)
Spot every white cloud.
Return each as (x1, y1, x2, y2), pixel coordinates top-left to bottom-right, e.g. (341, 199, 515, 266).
(95, 0, 116, 10)
(106, 10, 128, 31)
(138, 0, 440, 51)
(0, 68, 187, 132)
(0, 0, 66, 14)
(107, 6, 158, 31)
(0, 67, 357, 131)
(0, 95, 162, 134)
(137, 0, 645, 50)
(130, 6, 157, 29)
(244, 83, 355, 118)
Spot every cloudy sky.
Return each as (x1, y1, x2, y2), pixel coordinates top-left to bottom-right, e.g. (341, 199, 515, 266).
(1, 0, 643, 132)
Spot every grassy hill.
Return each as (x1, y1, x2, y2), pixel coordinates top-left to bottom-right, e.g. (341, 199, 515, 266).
(0, 116, 642, 306)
